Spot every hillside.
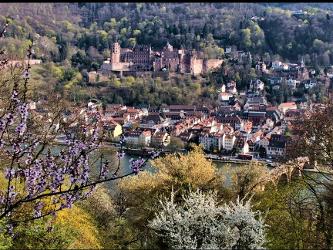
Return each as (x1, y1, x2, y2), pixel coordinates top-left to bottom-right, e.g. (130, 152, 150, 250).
(0, 3, 333, 64)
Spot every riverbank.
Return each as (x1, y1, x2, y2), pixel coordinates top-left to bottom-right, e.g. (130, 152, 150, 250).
(103, 142, 274, 167)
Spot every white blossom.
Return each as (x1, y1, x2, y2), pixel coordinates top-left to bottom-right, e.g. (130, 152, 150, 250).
(149, 189, 266, 249)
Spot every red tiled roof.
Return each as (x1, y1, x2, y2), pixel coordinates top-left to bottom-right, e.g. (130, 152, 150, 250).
(279, 102, 297, 108)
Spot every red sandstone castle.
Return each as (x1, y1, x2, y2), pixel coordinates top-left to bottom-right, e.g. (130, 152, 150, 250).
(100, 42, 223, 77)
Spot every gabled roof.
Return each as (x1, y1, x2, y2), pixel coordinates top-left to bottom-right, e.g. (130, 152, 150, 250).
(152, 131, 168, 139)
(127, 107, 140, 113)
(141, 130, 152, 137)
(141, 112, 164, 123)
(279, 102, 297, 109)
(112, 117, 126, 124)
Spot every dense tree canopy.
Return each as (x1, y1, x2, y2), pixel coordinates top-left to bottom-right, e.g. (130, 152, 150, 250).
(1, 3, 333, 66)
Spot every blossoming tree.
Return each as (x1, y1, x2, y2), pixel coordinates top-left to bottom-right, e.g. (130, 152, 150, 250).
(149, 189, 266, 249)
(0, 20, 158, 234)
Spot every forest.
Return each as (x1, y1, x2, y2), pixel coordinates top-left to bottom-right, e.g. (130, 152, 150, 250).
(1, 3, 333, 65)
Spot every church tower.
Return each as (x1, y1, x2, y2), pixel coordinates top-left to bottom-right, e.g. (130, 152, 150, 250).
(300, 56, 305, 68)
(221, 84, 226, 93)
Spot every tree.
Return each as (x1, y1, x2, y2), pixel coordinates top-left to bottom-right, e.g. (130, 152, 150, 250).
(128, 37, 136, 47)
(56, 34, 68, 62)
(321, 50, 331, 66)
(287, 103, 333, 249)
(321, 181, 333, 248)
(71, 51, 92, 70)
(288, 103, 333, 168)
(10, 205, 101, 249)
(254, 179, 327, 249)
(240, 28, 252, 50)
(258, 146, 267, 158)
(313, 39, 325, 54)
(225, 162, 270, 200)
(0, 32, 156, 238)
(166, 136, 185, 152)
(149, 189, 266, 249)
(117, 145, 225, 248)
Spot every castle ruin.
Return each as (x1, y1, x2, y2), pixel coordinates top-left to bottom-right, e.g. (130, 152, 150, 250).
(100, 42, 223, 77)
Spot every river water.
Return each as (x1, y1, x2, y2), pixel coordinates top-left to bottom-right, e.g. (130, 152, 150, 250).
(105, 153, 235, 190)
(115, 153, 229, 174)
(105, 153, 332, 193)
(53, 145, 332, 191)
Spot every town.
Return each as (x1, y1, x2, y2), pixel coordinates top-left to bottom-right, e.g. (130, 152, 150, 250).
(22, 41, 333, 166)
(60, 42, 331, 165)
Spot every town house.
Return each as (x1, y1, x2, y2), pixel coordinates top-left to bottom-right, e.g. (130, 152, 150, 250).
(267, 134, 287, 158)
(199, 132, 223, 152)
(151, 131, 171, 147)
(222, 133, 236, 151)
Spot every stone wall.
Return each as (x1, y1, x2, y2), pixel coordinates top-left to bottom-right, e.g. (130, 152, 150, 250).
(88, 71, 109, 83)
(191, 58, 203, 75)
(203, 59, 223, 73)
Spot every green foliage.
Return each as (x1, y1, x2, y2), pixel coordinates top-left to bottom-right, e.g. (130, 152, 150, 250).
(0, 220, 12, 248)
(223, 162, 270, 200)
(12, 220, 72, 249)
(241, 28, 252, 49)
(1, 3, 333, 66)
(166, 136, 185, 152)
(254, 180, 320, 249)
(9, 205, 101, 249)
(92, 74, 218, 107)
(79, 186, 141, 249)
(0, 38, 32, 59)
(202, 45, 224, 59)
(1, 3, 333, 249)
(71, 50, 92, 71)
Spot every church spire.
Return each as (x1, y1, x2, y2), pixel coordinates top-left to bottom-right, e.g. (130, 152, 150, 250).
(301, 56, 305, 68)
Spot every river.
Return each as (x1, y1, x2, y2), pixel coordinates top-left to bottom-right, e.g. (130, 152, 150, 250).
(105, 153, 240, 190)
(105, 153, 332, 193)
(53, 144, 332, 191)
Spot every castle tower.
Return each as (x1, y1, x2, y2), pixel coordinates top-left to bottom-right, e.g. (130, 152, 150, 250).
(164, 42, 173, 52)
(110, 42, 120, 64)
(178, 49, 185, 73)
(189, 50, 196, 74)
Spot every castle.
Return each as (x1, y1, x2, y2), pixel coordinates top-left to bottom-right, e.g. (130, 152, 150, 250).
(100, 42, 223, 77)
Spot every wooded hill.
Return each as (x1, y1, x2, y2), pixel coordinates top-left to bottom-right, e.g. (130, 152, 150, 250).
(1, 3, 333, 68)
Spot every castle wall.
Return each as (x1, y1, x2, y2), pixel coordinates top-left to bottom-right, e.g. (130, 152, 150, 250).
(88, 71, 109, 83)
(100, 61, 131, 78)
(153, 58, 163, 72)
(100, 63, 112, 75)
(191, 58, 203, 76)
(204, 59, 223, 73)
(111, 62, 131, 71)
(6, 59, 41, 68)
